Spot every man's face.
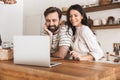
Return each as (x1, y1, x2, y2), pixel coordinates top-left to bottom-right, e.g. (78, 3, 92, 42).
(45, 12, 61, 33)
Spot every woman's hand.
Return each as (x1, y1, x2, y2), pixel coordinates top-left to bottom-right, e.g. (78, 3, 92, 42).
(70, 51, 81, 61)
(70, 51, 94, 61)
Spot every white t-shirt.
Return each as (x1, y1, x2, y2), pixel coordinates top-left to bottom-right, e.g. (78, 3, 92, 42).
(71, 25, 104, 60)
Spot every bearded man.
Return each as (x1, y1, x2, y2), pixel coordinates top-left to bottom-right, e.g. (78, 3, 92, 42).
(43, 7, 72, 59)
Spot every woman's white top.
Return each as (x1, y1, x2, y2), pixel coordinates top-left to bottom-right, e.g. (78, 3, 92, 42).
(71, 25, 104, 61)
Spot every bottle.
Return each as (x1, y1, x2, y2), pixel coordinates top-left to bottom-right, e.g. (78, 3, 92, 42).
(114, 43, 119, 57)
(0, 35, 2, 46)
(106, 52, 110, 61)
(87, 16, 93, 26)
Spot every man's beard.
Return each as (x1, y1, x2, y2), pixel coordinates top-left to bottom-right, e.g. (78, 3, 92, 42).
(48, 25, 59, 33)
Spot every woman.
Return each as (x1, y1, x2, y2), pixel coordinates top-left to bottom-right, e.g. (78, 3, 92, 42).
(66, 4, 104, 61)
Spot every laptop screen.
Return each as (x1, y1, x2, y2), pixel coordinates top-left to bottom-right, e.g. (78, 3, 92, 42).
(13, 35, 51, 67)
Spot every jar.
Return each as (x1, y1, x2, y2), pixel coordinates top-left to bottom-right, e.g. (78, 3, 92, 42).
(107, 16, 115, 25)
(0, 35, 2, 46)
(93, 19, 101, 26)
(101, 18, 107, 25)
(2, 42, 11, 49)
(87, 16, 93, 26)
(99, 0, 113, 6)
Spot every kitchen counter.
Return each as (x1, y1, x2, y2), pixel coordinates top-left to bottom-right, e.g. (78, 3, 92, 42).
(0, 58, 120, 80)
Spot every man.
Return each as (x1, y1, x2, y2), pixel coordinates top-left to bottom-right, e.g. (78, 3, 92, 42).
(43, 7, 72, 59)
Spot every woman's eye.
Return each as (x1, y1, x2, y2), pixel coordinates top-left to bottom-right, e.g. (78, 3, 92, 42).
(74, 14, 78, 17)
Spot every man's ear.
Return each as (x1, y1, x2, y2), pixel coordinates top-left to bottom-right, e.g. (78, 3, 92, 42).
(59, 19, 62, 24)
(45, 22, 47, 25)
(60, 20, 66, 26)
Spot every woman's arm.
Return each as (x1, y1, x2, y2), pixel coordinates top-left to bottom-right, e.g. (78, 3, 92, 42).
(81, 26, 104, 60)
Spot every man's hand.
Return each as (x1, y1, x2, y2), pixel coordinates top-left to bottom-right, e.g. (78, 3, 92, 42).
(44, 24, 53, 36)
(44, 24, 53, 47)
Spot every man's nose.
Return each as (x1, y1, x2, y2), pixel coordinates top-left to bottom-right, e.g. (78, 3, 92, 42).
(49, 21, 54, 25)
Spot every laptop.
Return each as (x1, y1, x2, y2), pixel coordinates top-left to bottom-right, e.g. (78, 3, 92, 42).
(13, 35, 61, 67)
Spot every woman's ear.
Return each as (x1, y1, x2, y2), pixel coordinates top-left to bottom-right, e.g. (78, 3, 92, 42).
(81, 15, 83, 20)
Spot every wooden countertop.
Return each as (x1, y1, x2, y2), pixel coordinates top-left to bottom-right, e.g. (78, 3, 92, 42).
(0, 58, 120, 80)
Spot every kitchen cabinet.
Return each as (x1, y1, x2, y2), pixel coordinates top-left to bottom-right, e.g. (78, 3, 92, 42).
(62, 2, 120, 30)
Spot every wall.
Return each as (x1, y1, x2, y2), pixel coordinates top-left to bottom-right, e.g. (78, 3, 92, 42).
(87, 9, 120, 53)
(96, 29, 120, 53)
(24, 0, 120, 53)
(0, 0, 23, 42)
(23, 0, 99, 34)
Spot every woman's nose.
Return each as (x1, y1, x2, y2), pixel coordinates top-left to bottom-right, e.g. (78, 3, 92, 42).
(70, 16, 75, 21)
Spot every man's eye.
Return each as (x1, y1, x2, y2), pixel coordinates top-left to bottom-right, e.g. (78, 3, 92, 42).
(46, 20, 50, 22)
(53, 19, 57, 22)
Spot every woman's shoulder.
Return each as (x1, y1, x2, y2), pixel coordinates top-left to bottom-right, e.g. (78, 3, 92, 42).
(81, 25, 93, 35)
(81, 25, 91, 31)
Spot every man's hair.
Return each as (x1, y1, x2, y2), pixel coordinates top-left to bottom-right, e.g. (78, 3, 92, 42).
(44, 7, 62, 19)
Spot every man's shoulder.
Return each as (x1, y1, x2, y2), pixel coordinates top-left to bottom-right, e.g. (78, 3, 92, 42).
(60, 24, 68, 28)
(59, 25, 68, 31)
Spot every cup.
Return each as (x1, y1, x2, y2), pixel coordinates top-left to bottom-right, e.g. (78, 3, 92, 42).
(101, 18, 107, 25)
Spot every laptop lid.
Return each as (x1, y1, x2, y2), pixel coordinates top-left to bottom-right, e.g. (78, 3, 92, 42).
(13, 35, 58, 67)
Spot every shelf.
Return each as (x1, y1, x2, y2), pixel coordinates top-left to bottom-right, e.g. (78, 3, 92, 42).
(85, 2, 120, 13)
(62, 2, 120, 15)
(91, 24, 120, 30)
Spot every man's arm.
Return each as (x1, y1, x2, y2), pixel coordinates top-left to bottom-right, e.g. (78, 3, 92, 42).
(52, 46, 69, 59)
(52, 25, 72, 59)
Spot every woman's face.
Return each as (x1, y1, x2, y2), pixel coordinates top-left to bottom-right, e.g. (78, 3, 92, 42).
(69, 9, 83, 27)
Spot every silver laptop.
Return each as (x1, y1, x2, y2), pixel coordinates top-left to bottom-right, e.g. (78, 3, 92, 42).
(13, 35, 61, 67)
